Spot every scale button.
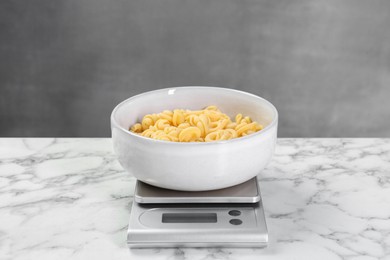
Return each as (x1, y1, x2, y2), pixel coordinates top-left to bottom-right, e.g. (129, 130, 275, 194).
(229, 219, 243, 225)
(228, 210, 241, 216)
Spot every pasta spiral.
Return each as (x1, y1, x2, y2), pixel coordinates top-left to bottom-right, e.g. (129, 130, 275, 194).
(130, 106, 263, 142)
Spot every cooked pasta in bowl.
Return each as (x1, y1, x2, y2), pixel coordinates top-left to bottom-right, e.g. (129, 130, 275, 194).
(130, 106, 263, 142)
(111, 86, 278, 191)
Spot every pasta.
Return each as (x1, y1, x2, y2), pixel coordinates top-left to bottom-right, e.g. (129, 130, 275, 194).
(130, 106, 263, 142)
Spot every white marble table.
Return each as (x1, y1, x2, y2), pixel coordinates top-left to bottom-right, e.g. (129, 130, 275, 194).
(0, 138, 389, 260)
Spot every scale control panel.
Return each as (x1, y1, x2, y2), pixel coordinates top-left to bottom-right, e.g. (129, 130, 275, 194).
(138, 207, 257, 229)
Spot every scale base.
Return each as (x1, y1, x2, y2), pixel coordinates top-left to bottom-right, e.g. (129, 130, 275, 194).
(127, 201, 268, 248)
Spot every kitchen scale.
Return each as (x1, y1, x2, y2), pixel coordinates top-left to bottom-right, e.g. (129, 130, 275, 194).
(127, 177, 268, 248)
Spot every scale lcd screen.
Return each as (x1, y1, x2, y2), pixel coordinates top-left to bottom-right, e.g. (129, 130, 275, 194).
(162, 213, 217, 223)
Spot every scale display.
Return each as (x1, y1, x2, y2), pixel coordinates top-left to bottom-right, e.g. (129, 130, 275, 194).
(162, 213, 217, 223)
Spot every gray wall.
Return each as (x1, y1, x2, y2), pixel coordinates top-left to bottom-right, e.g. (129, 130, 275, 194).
(1, 0, 389, 137)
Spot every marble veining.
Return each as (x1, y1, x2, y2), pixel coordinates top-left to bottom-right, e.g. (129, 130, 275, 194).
(0, 138, 389, 259)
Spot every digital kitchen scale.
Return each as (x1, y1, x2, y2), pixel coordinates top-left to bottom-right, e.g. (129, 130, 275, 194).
(127, 177, 268, 248)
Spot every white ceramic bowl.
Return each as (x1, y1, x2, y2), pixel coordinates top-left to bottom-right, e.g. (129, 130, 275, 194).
(111, 87, 278, 191)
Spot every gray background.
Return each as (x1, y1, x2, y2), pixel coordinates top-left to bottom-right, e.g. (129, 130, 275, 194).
(1, 0, 389, 137)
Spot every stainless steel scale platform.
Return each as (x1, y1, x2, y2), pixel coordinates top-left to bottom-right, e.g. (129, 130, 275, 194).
(127, 177, 268, 248)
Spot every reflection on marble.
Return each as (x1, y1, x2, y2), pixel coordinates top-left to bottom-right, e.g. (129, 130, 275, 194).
(0, 138, 389, 259)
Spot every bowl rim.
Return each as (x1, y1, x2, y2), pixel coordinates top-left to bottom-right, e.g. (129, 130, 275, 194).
(111, 86, 278, 145)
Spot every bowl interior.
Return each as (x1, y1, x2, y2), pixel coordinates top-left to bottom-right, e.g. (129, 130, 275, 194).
(112, 87, 277, 133)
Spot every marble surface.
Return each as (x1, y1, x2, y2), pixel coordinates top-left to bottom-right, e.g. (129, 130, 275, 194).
(0, 138, 389, 260)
